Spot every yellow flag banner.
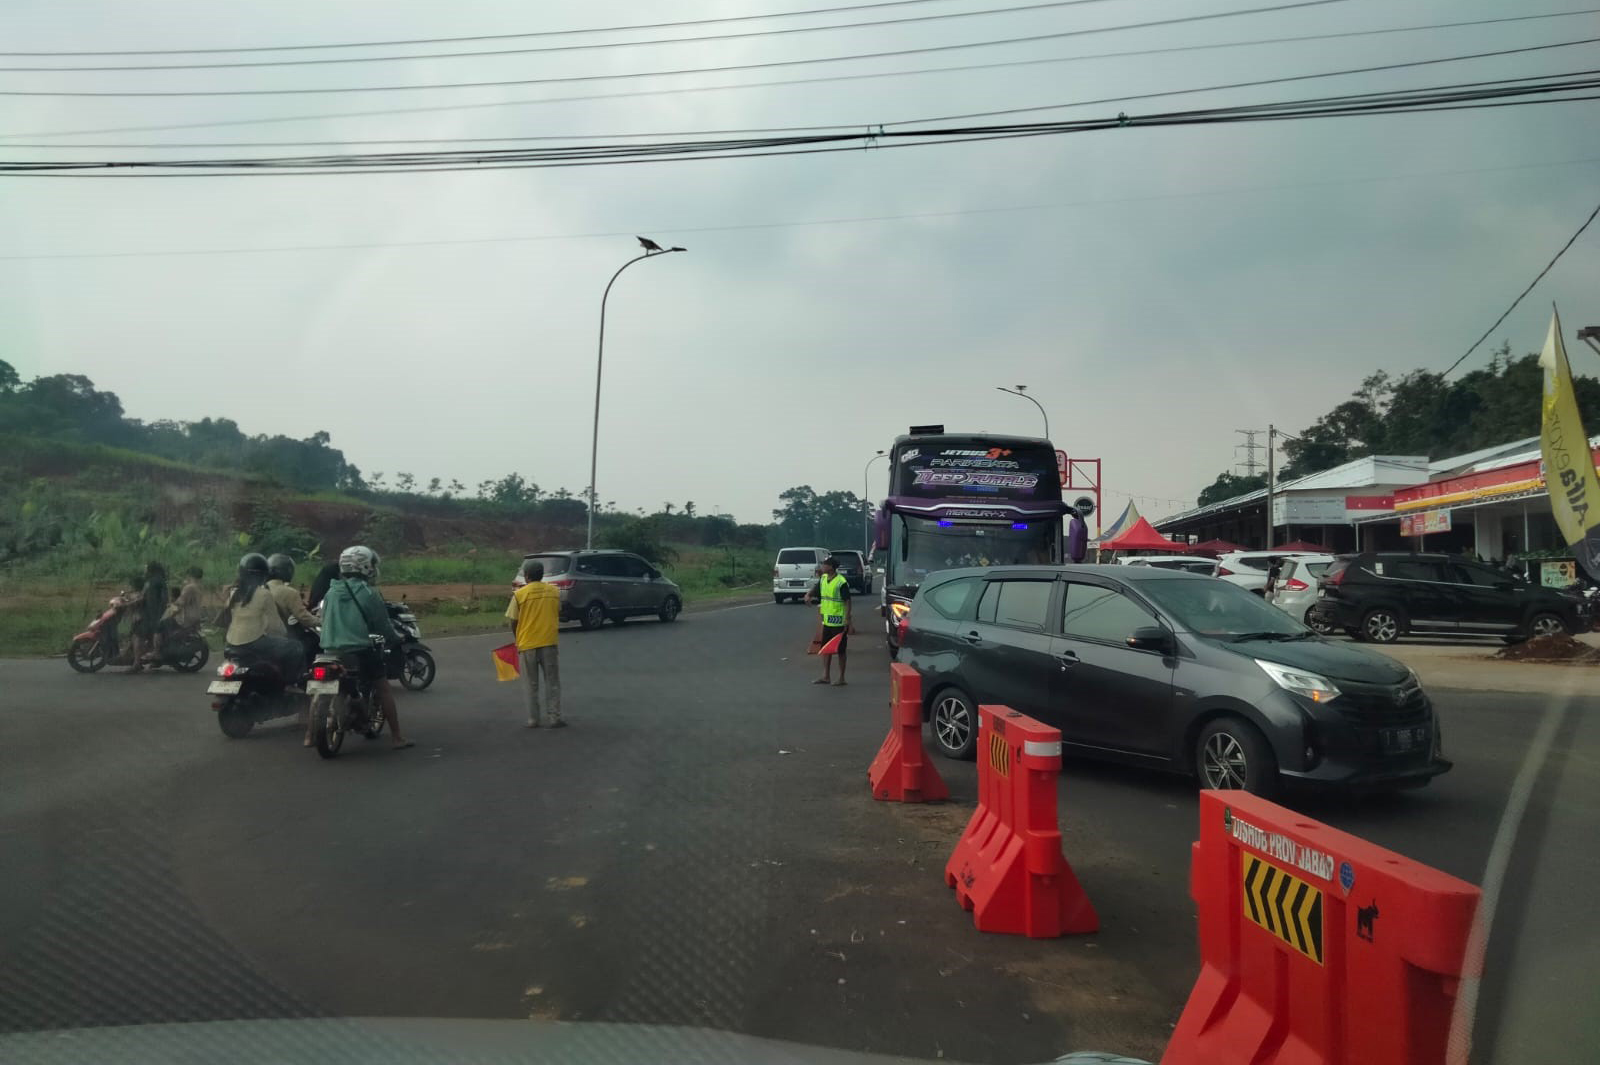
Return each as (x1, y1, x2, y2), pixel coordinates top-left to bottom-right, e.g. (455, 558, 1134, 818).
(1538, 307, 1600, 579)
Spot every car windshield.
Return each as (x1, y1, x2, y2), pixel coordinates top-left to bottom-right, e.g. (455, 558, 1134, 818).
(777, 550, 817, 565)
(1140, 577, 1308, 638)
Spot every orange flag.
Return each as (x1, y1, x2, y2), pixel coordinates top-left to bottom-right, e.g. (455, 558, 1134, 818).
(492, 643, 520, 681)
(818, 632, 844, 656)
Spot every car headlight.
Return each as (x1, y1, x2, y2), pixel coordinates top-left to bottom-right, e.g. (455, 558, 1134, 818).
(1255, 659, 1341, 703)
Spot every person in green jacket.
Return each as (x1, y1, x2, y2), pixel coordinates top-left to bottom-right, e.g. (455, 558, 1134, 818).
(316, 545, 412, 751)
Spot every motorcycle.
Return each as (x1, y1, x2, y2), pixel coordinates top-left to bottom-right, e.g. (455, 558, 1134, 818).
(388, 600, 436, 691)
(206, 620, 320, 738)
(307, 637, 390, 759)
(68, 592, 210, 674)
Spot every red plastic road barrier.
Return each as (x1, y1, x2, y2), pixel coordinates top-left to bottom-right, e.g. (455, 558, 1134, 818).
(868, 664, 949, 803)
(943, 704, 1098, 937)
(1162, 790, 1481, 1065)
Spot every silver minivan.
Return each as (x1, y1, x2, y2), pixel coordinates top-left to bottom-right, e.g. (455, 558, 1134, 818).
(512, 549, 682, 630)
(772, 547, 828, 604)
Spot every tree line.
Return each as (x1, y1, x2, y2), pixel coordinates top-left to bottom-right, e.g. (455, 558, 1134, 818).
(1196, 344, 1600, 507)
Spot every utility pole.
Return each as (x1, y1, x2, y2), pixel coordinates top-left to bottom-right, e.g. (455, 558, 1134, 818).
(1265, 424, 1276, 550)
(1234, 429, 1264, 477)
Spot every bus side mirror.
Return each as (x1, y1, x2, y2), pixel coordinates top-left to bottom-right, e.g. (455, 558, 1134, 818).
(874, 507, 890, 552)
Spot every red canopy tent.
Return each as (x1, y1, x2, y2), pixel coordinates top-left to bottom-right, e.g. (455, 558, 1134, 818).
(1272, 540, 1327, 552)
(1188, 538, 1243, 558)
(1097, 517, 1191, 553)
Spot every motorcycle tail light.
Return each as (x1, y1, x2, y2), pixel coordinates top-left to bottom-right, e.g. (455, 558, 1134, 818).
(311, 665, 330, 681)
(220, 663, 236, 677)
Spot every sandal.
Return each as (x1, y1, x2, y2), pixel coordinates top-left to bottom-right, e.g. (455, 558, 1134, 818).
(392, 739, 415, 750)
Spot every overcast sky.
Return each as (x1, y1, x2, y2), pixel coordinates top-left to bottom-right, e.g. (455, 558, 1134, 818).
(3, 0, 1597, 526)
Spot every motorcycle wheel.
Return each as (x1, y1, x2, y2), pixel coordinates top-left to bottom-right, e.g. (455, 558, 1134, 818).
(68, 636, 108, 673)
(216, 697, 255, 738)
(173, 642, 210, 673)
(313, 695, 345, 759)
(399, 649, 435, 691)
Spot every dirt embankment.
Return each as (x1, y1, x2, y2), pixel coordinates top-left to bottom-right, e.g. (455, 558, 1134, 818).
(1495, 634, 1600, 663)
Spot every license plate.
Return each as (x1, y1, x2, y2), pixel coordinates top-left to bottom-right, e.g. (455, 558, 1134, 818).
(1380, 726, 1428, 753)
(207, 680, 242, 695)
(306, 680, 340, 695)
(788, 580, 804, 587)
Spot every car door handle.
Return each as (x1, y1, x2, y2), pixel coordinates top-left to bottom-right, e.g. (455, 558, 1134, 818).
(961, 631, 983, 645)
(1055, 650, 1079, 669)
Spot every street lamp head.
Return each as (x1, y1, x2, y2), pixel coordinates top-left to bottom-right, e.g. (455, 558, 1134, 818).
(1014, 384, 1027, 392)
(636, 236, 664, 252)
(669, 246, 687, 253)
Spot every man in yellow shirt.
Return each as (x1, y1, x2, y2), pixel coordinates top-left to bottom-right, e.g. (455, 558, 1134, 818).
(506, 559, 564, 729)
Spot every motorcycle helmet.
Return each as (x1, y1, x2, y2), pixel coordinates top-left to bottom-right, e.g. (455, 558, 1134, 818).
(266, 553, 296, 583)
(338, 544, 380, 581)
(238, 552, 269, 576)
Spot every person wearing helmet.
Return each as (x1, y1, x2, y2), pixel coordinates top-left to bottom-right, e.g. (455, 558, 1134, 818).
(318, 545, 412, 750)
(223, 553, 307, 683)
(265, 553, 321, 634)
(127, 561, 169, 672)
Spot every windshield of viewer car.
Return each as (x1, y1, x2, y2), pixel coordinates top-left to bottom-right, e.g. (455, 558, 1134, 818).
(1140, 577, 1307, 637)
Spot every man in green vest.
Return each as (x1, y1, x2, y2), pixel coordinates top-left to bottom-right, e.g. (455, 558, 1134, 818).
(807, 556, 853, 686)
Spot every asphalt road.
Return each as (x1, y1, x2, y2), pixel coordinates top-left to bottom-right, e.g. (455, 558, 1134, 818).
(1, 601, 1595, 1063)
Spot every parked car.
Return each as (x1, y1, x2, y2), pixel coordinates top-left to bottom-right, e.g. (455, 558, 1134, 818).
(830, 550, 872, 595)
(1118, 555, 1219, 575)
(772, 547, 828, 604)
(511, 550, 682, 629)
(1317, 552, 1583, 644)
(1263, 555, 1339, 633)
(1216, 550, 1322, 594)
(899, 565, 1449, 796)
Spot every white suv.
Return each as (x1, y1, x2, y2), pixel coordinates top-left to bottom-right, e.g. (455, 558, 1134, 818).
(772, 547, 828, 604)
(1216, 550, 1324, 595)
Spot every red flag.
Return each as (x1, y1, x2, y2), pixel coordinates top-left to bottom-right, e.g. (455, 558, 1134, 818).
(492, 643, 521, 681)
(818, 632, 844, 656)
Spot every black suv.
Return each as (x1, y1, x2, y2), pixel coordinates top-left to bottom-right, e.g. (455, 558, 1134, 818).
(830, 550, 872, 595)
(1318, 552, 1582, 644)
(900, 566, 1449, 795)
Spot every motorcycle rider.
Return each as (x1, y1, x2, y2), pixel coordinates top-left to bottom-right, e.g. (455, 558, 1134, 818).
(128, 561, 169, 672)
(223, 553, 307, 684)
(316, 545, 412, 751)
(266, 554, 322, 634)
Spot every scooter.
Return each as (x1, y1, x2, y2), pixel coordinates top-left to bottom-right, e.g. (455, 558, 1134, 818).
(68, 593, 210, 674)
(206, 620, 320, 738)
(307, 637, 390, 759)
(388, 600, 436, 691)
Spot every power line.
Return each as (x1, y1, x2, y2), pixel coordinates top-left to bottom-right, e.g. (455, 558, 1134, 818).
(6, 73, 1595, 176)
(8, 9, 1596, 148)
(0, 1, 1353, 97)
(6, 153, 1597, 260)
(0, 0, 1049, 56)
(1441, 199, 1600, 377)
(0, 0, 1130, 73)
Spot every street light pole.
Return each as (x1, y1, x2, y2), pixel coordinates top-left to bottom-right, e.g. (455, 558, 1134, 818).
(996, 385, 1049, 439)
(863, 450, 886, 556)
(585, 239, 686, 550)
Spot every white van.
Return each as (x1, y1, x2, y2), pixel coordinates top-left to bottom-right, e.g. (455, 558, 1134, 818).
(772, 547, 828, 604)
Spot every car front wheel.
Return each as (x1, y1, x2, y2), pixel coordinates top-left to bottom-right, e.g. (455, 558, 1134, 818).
(1195, 717, 1278, 797)
(929, 688, 978, 760)
(1528, 612, 1567, 639)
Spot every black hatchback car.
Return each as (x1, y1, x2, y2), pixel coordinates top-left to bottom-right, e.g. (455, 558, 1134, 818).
(1319, 552, 1582, 644)
(900, 565, 1450, 795)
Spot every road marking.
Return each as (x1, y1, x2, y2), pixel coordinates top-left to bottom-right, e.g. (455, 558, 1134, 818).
(1446, 698, 1569, 1064)
(1241, 853, 1324, 965)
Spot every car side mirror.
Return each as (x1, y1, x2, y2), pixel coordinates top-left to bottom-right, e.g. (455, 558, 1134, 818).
(1127, 626, 1172, 653)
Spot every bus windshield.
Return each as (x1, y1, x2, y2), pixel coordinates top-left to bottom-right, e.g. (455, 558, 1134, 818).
(889, 515, 1058, 589)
